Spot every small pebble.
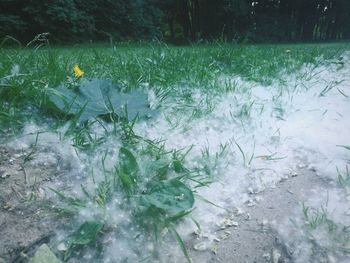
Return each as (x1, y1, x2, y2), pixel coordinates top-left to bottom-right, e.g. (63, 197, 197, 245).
(193, 242, 207, 251)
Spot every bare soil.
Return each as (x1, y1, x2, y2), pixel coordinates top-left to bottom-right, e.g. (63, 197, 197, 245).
(0, 144, 335, 263)
(0, 146, 67, 262)
(189, 168, 330, 263)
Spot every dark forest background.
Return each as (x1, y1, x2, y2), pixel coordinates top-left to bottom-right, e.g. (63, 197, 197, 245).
(1, 0, 350, 44)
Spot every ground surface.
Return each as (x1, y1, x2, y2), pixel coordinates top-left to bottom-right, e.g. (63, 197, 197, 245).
(0, 160, 338, 263)
(0, 147, 323, 262)
(0, 145, 67, 262)
(189, 169, 325, 263)
(1, 43, 350, 263)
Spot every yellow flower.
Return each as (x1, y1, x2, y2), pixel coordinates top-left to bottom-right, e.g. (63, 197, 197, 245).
(73, 64, 84, 77)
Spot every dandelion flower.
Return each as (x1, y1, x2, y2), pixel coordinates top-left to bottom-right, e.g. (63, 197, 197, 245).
(73, 64, 84, 77)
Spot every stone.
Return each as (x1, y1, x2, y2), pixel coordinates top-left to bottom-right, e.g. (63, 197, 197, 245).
(193, 242, 207, 251)
(29, 244, 61, 263)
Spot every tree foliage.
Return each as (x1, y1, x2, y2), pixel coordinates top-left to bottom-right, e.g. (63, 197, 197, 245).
(1, 0, 350, 43)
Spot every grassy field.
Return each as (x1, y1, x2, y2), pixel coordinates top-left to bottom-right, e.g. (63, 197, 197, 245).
(0, 42, 347, 134)
(0, 41, 350, 262)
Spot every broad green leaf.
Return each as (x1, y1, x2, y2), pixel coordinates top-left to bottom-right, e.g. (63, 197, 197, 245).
(47, 78, 154, 122)
(140, 179, 194, 213)
(64, 221, 103, 261)
(67, 221, 103, 246)
(117, 147, 139, 192)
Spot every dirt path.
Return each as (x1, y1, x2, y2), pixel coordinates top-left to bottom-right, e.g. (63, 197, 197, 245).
(0, 144, 342, 263)
(189, 168, 328, 263)
(0, 146, 66, 262)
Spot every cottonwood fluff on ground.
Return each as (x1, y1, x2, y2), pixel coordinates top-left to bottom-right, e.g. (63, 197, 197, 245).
(136, 55, 350, 261)
(4, 54, 350, 262)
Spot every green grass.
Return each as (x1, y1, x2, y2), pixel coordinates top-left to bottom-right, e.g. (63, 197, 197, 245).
(1, 41, 349, 136)
(1, 38, 350, 261)
(44, 117, 203, 261)
(301, 201, 350, 255)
